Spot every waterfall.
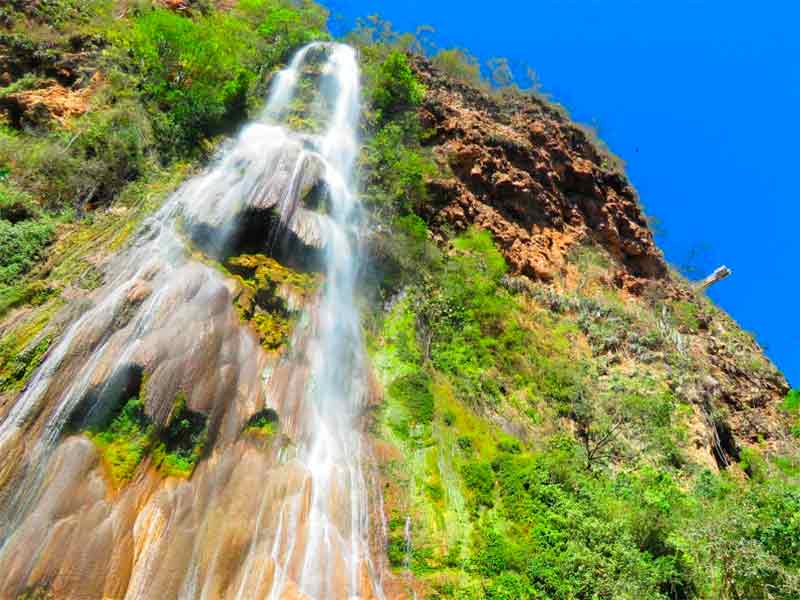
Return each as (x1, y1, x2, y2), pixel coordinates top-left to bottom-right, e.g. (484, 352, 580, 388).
(0, 43, 387, 600)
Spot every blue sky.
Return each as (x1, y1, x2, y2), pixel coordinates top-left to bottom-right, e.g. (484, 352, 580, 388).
(327, 0, 800, 386)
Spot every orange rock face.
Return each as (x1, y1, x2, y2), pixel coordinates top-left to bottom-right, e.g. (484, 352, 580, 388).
(412, 56, 667, 291)
(0, 72, 102, 129)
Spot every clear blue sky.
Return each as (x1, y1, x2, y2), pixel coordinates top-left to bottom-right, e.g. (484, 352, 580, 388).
(327, 0, 800, 386)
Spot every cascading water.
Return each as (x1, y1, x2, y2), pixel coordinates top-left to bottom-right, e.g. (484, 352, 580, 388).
(0, 43, 389, 599)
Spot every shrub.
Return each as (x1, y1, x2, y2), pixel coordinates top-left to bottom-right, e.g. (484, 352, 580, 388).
(117, 3, 329, 157)
(118, 9, 260, 155)
(485, 571, 532, 600)
(371, 51, 425, 122)
(782, 389, 800, 413)
(362, 121, 436, 212)
(250, 0, 328, 58)
(432, 48, 484, 87)
(461, 460, 495, 509)
(0, 180, 39, 222)
(0, 217, 54, 286)
(783, 389, 800, 438)
(389, 370, 434, 425)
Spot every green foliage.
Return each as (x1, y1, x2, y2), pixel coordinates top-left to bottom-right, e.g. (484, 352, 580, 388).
(362, 121, 436, 213)
(153, 392, 208, 478)
(369, 223, 800, 598)
(118, 9, 258, 156)
(112, 1, 328, 157)
(461, 461, 494, 510)
(0, 217, 54, 286)
(0, 179, 39, 222)
(361, 49, 435, 219)
(0, 95, 154, 212)
(0, 0, 108, 30)
(389, 371, 435, 425)
(432, 48, 484, 87)
(371, 51, 425, 122)
(88, 396, 153, 486)
(248, 0, 328, 55)
(415, 229, 519, 403)
(782, 389, 800, 413)
(681, 473, 800, 598)
(782, 389, 800, 438)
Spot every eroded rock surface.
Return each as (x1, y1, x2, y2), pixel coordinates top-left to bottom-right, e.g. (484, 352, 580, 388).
(412, 55, 667, 290)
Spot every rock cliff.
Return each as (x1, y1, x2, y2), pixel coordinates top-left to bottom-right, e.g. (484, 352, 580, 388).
(413, 55, 666, 290)
(407, 54, 792, 466)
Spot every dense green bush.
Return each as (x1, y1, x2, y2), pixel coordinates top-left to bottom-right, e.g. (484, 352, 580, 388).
(360, 48, 435, 220)
(116, 2, 327, 157)
(246, 0, 328, 58)
(361, 120, 436, 213)
(389, 371, 434, 425)
(118, 9, 259, 155)
(0, 218, 54, 286)
(371, 51, 425, 122)
(0, 179, 39, 222)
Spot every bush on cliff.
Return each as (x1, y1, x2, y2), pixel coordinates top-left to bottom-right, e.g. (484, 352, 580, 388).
(117, 9, 259, 156)
(371, 51, 426, 122)
(0, 217, 53, 287)
(116, 3, 328, 158)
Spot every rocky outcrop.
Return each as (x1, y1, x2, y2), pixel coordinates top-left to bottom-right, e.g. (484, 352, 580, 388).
(685, 307, 793, 464)
(0, 72, 100, 128)
(412, 55, 667, 290)
(405, 54, 794, 472)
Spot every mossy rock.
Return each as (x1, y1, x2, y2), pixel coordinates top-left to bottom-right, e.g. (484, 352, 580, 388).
(243, 407, 279, 437)
(227, 254, 317, 298)
(86, 396, 153, 487)
(85, 391, 208, 484)
(152, 393, 208, 478)
(226, 254, 317, 352)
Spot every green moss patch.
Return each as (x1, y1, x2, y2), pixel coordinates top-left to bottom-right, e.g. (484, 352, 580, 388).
(0, 299, 62, 392)
(87, 396, 153, 487)
(243, 408, 279, 437)
(84, 391, 208, 484)
(226, 254, 317, 352)
(152, 393, 208, 478)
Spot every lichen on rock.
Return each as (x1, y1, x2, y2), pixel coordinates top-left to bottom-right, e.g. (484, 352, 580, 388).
(226, 253, 318, 352)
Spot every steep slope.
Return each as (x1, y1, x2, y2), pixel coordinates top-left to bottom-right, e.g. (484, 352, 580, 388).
(414, 55, 666, 287)
(409, 54, 792, 464)
(358, 44, 799, 599)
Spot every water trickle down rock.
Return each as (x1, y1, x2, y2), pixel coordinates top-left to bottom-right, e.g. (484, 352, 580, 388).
(0, 43, 393, 600)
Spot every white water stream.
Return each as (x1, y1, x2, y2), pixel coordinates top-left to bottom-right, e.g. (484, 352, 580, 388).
(0, 43, 386, 599)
